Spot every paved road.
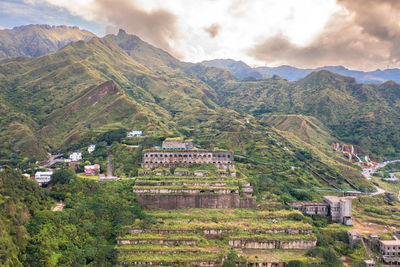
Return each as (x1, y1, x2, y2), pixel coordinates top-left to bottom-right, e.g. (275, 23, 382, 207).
(44, 153, 64, 168)
(107, 152, 113, 178)
(361, 159, 400, 196)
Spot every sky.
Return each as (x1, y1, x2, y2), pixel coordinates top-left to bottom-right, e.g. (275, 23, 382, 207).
(1, 0, 400, 70)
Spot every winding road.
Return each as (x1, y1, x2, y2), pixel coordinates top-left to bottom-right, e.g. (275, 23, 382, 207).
(361, 159, 400, 197)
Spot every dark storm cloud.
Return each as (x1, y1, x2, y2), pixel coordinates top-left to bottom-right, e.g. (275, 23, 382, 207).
(248, 0, 400, 69)
(92, 0, 180, 57)
(203, 23, 220, 38)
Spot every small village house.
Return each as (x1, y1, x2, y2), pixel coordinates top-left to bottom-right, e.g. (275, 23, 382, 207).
(85, 164, 100, 176)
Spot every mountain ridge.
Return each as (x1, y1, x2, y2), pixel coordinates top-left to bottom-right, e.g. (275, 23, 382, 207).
(0, 24, 95, 59)
(201, 58, 400, 84)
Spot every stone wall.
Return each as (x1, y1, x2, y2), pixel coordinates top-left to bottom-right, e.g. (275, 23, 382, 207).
(229, 239, 316, 250)
(133, 188, 238, 194)
(137, 194, 256, 209)
(246, 263, 285, 267)
(117, 239, 198, 246)
(119, 260, 221, 266)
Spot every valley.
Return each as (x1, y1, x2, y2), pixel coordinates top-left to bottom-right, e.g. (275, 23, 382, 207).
(1, 24, 400, 267)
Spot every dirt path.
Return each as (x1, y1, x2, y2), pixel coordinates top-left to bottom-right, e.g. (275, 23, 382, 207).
(52, 201, 64, 212)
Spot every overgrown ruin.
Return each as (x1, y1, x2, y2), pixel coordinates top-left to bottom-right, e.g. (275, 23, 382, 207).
(116, 139, 317, 266)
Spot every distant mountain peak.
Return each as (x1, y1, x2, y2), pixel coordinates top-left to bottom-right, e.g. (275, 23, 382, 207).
(202, 59, 400, 84)
(118, 29, 127, 36)
(0, 24, 96, 59)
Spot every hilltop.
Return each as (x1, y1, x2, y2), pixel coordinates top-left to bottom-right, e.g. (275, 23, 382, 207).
(201, 58, 400, 84)
(0, 24, 95, 58)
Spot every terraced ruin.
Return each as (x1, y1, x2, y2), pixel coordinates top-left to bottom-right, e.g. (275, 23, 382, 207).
(117, 141, 319, 266)
(133, 170, 255, 209)
(116, 209, 318, 266)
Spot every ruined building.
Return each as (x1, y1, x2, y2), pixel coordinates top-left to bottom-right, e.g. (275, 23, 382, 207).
(136, 139, 252, 209)
(142, 139, 234, 169)
(118, 139, 317, 266)
(288, 196, 353, 226)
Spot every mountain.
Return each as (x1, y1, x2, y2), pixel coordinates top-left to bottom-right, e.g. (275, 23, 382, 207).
(201, 59, 262, 79)
(0, 28, 374, 192)
(200, 69, 400, 159)
(201, 58, 400, 83)
(0, 24, 95, 58)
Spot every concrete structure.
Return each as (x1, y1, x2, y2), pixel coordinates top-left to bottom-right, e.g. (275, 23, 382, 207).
(369, 234, 379, 242)
(137, 194, 256, 209)
(194, 171, 209, 177)
(364, 260, 375, 267)
(323, 196, 353, 225)
(379, 240, 400, 264)
(288, 202, 329, 216)
(174, 169, 190, 176)
(23, 173, 30, 179)
(348, 230, 362, 247)
(128, 130, 142, 137)
(69, 152, 82, 162)
(84, 164, 100, 176)
(142, 150, 234, 169)
(88, 144, 96, 154)
(34, 171, 53, 186)
(162, 139, 194, 150)
(288, 196, 353, 225)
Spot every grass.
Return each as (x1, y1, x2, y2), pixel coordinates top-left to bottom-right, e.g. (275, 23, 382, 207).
(125, 219, 312, 232)
(241, 249, 320, 264)
(132, 185, 239, 190)
(118, 252, 224, 263)
(76, 173, 99, 180)
(228, 233, 317, 241)
(371, 177, 399, 194)
(143, 209, 303, 221)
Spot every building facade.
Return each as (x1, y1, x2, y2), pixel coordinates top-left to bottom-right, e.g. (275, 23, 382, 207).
(288, 196, 353, 226)
(161, 140, 194, 150)
(379, 240, 400, 264)
(142, 150, 234, 169)
(323, 196, 353, 226)
(128, 130, 142, 137)
(348, 230, 362, 247)
(85, 164, 100, 176)
(34, 171, 53, 186)
(88, 144, 96, 154)
(69, 152, 82, 162)
(288, 202, 329, 216)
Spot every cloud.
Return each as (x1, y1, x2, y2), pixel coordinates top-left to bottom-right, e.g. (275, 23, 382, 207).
(248, 0, 400, 70)
(45, 0, 180, 56)
(95, 0, 179, 56)
(203, 23, 220, 38)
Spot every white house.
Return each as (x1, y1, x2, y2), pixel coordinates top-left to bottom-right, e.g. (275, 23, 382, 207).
(69, 152, 82, 162)
(34, 171, 53, 186)
(88, 144, 96, 154)
(127, 130, 142, 137)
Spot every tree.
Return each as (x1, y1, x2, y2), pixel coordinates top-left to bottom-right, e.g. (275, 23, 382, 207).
(50, 169, 75, 185)
(287, 260, 307, 267)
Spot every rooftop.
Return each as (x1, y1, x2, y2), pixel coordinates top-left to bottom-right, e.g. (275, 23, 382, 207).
(380, 240, 400, 245)
(288, 202, 328, 206)
(348, 230, 361, 236)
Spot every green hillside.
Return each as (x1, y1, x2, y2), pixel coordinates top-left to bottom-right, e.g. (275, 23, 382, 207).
(200, 70, 400, 159)
(0, 31, 377, 192)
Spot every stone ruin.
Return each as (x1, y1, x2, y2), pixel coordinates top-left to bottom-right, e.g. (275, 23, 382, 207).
(288, 196, 353, 226)
(116, 139, 317, 266)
